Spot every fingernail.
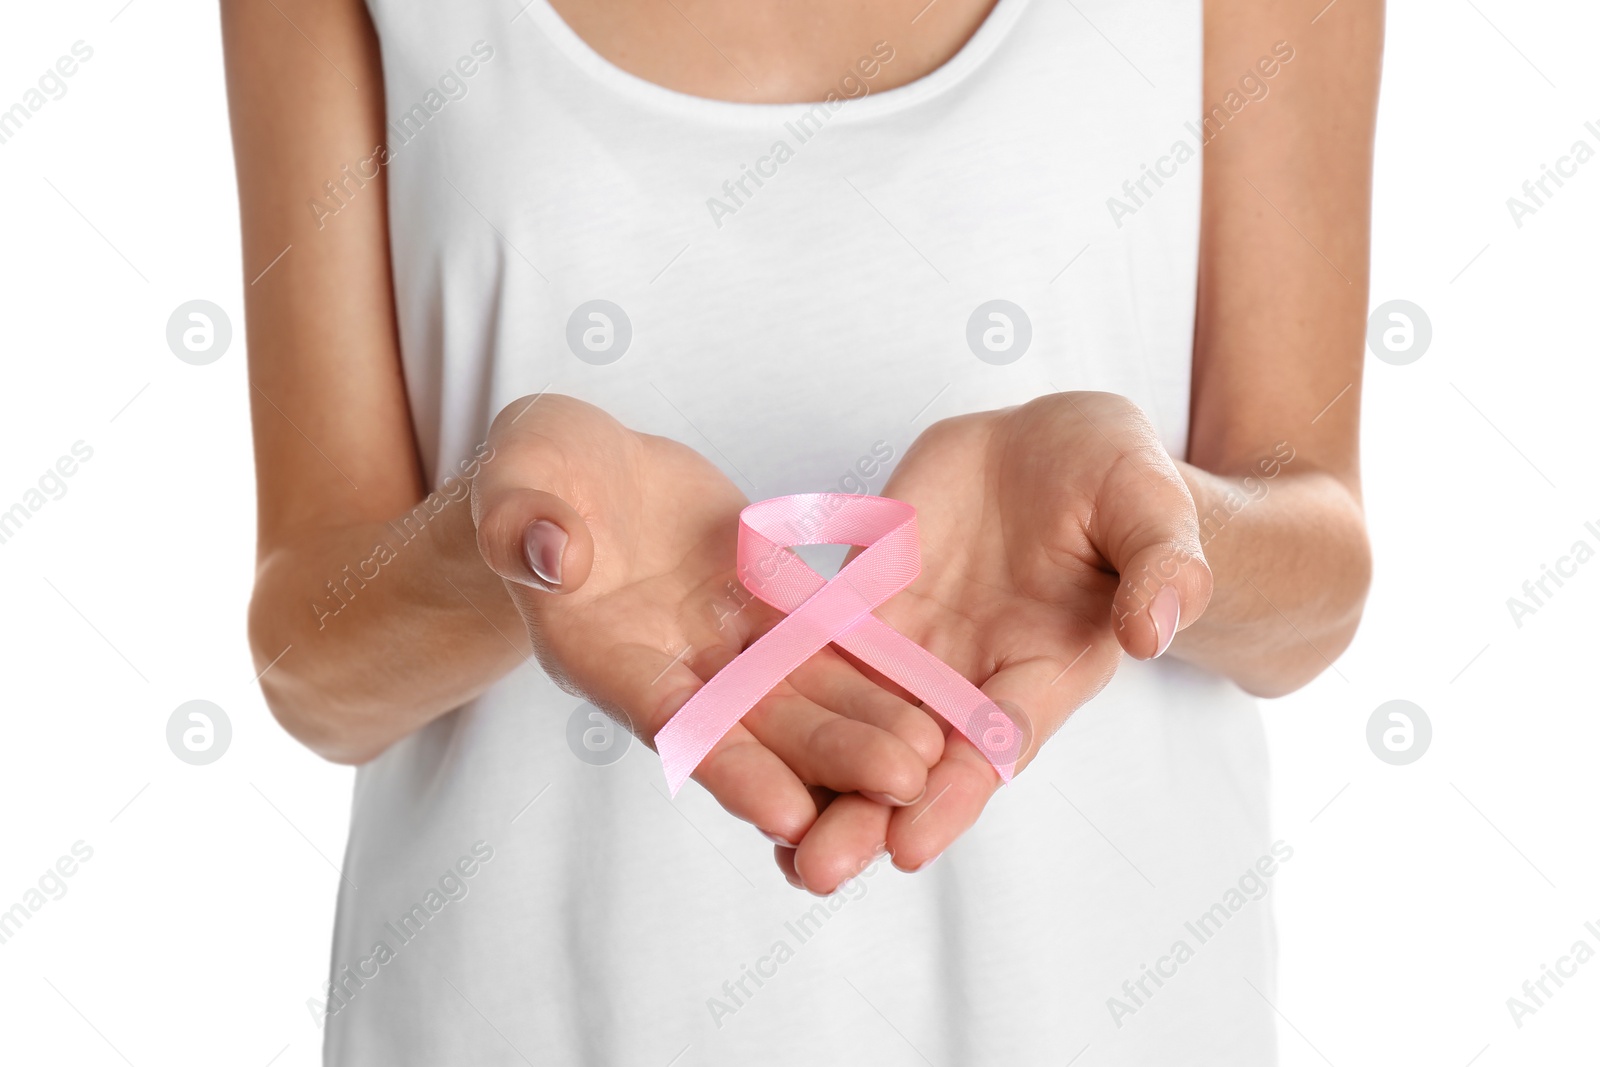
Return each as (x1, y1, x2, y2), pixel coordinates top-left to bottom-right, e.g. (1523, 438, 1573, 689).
(1150, 585, 1180, 658)
(910, 854, 940, 873)
(861, 786, 926, 808)
(521, 520, 567, 589)
(761, 830, 800, 848)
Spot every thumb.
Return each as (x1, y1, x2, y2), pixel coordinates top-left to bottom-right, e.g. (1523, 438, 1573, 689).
(1095, 477, 1213, 661)
(473, 484, 595, 595)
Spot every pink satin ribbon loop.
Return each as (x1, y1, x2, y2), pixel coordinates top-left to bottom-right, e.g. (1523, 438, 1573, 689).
(655, 493, 1024, 795)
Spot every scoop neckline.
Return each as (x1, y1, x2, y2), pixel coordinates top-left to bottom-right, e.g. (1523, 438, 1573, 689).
(520, 0, 1030, 125)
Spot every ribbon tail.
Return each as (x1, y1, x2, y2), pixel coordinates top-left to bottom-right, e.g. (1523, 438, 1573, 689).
(832, 616, 1023, 783)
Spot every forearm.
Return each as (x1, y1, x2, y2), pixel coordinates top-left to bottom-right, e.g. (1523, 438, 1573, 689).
(1169, 460, 1371, 697)
(248, 490, 529, 763)
(1164, 0, 1381, 694)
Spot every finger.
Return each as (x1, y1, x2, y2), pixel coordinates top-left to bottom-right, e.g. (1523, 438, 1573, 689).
(692, 723, 821, 847)
(691, 645, 932, 804)
(717, 605, 942, 770)
(807, 784, 839, 812)
(472, 394, 619, 594)
(740, 685, 930, 804)
(770, 788, 839, 864)
(977, 652, 1114, 773)
(773, 844, 804, 890)
(580, 642, 821, 846)
(1090, 449, 1214, 660)
(884, 734, 996, 873)
(792, 793, 890, 894)
(886, 651, 1116, 871)
(475, 486, 594, 594)
(785, 648, 945, 768)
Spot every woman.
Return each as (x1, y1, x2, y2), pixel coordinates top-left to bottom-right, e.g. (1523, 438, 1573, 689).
(225, 0, 1379, 1062)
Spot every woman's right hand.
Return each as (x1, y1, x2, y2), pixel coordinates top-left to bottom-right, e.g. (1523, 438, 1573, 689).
(472, 394, 942, 856)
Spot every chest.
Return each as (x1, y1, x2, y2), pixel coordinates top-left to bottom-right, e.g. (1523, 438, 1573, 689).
(543, 0, 1000, 102)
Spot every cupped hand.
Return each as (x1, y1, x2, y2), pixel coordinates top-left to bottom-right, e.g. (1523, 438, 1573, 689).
(789, 391, 1214, 890)
(471, 394, 942, 852)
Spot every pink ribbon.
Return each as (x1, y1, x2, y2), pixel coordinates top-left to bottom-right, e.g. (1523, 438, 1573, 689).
(656, 493, 1027, 795)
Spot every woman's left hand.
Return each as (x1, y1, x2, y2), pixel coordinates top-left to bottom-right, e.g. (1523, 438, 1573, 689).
(787, 391, 1215, 891)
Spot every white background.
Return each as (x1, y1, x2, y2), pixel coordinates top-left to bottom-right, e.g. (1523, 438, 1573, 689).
(1, 1, 1596, 1064)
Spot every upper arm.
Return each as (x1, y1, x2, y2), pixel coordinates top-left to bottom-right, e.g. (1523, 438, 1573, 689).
(221, 0, 423, 557)
(1190, 0, 1385, 490)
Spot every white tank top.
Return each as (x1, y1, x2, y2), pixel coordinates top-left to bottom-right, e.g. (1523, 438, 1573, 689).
(327, 1, 1278, 1063)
